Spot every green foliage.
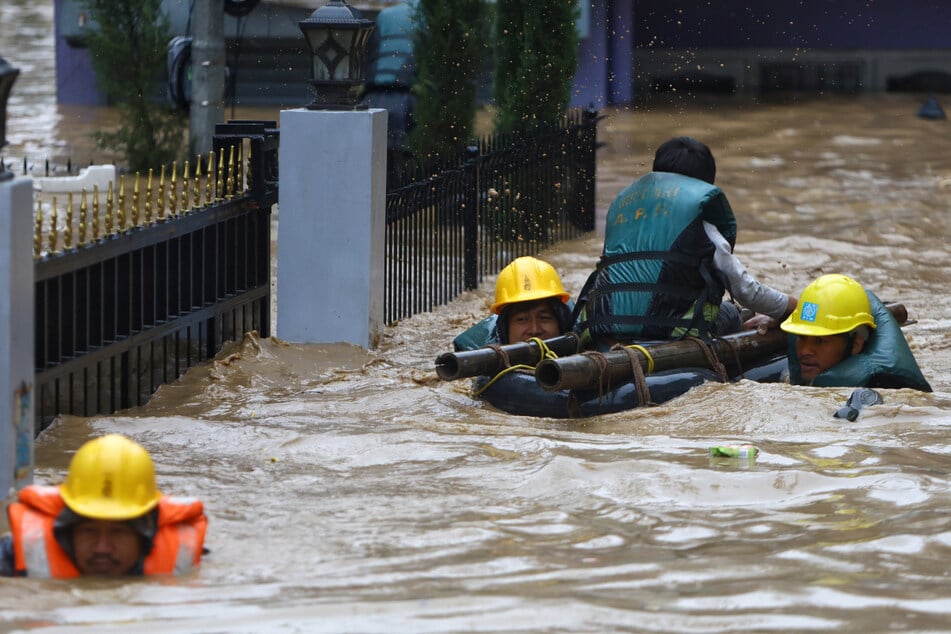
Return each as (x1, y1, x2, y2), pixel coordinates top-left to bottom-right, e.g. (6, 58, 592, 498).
(82, 0, 186, 172)
(407, 0, 489, 160)
(493, 0, 579, 135)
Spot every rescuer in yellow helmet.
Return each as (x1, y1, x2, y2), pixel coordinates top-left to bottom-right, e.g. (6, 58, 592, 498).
(780, 274, 874, 383)
(491, 256, 573, 345)
(2, 434, 208, 578)
(780, 274, 931, 391)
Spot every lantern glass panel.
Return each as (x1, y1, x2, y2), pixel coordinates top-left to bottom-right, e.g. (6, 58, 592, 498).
(333, 30, 354, 80)
(308, 30, 329, 80)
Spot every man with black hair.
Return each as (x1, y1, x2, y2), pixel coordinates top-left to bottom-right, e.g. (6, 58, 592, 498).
(452, 256, 573, 351)
(577, 136, 797, 346)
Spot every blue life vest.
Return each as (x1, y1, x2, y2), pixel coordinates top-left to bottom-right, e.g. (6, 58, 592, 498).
(787, 292, 932, 391)
(577, 172, 737, 342)
(365, 1, 417, 90)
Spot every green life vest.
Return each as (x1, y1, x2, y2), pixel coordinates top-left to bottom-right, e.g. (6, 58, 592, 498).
(787, 291, 932, 391)
(453, 315, 499, 352)
(577, 172, 737, 342)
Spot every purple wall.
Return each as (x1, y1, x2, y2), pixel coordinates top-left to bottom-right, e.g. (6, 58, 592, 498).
(634, 0, 951, 50)
(55, 0, 107, 105)
(573, 1, 635, 107)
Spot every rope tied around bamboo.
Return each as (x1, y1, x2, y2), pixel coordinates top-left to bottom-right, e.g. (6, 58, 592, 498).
(534, 329, 787, 393)
(437, 304, 910, 394)
(486, 343, 512, 370)
(534, 303, 909, 393)
(434, 333, 584, 381)
(611, 345, 652, 405)
(682, 336, 731, 382)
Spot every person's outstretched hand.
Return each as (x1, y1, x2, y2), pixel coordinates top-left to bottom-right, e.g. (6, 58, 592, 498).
(743, 295, 798, 335)
(743, 312, 780, 335)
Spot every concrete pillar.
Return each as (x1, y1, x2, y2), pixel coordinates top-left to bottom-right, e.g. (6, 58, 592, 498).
(276, 108, 387, 348)
(0, 177, 35, 499)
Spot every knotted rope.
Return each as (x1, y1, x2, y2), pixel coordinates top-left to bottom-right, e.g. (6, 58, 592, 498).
(472, 337, 560, 397)
(612, 344, 652, 406)
(683, 336, 730, 382)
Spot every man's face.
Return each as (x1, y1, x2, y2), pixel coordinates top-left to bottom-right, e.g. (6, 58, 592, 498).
(795, 334, 851, 382)
(71, 519, 144, 576)
(506, 300, 561, 344)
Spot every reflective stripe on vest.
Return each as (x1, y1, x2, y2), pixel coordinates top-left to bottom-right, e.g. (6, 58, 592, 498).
(174, 522, 200, 575)
(7, 485, 79, 578)
(143, 496, 207, 575)
(20, 506, 54, 578)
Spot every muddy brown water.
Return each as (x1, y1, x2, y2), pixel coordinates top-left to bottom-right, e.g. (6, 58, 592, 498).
(3, 2, 951, 632)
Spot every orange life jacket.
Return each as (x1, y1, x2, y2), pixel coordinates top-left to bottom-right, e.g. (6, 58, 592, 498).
(6, 485, 207, 578)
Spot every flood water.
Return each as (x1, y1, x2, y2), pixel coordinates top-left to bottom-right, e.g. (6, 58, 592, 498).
(3, 2, 951, 633)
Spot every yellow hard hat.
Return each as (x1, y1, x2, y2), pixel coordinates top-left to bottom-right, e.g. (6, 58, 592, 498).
(781, 274, 876, 337)
(59, 434, 162, 520)
(491, 256, 570, 314)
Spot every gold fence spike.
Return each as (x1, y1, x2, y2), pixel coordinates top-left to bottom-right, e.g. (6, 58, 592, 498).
(49, 196, 59, 253)
(216, 148, 225, 201)
(34, 199, 43, 258)
(117, 175, 126, 231)
(79, 188, 88, 246)
(170, 161, 179, 216)
(183, 160, 191, 213)
(158, 165, 167, 221)
(105, 180, 114, 236)
(64, 192, 74, 249)
(145, 168, 153, 224)
(131, 172, 141, 227)
(193, 155, 202, 210)
(205, 152, 214, 205)
(227, 144, 236, 198)
(245, 143, 252, 193)
(92, 185, 100, 241)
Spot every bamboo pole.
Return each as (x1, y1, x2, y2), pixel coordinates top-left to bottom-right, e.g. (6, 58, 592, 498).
(435, 333, 584, 381)
(535, 303, 908, 392)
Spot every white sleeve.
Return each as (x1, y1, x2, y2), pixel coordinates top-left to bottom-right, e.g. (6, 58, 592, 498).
(704, 221, 789, 319)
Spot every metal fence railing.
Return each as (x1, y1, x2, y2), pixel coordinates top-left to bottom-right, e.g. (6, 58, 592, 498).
(384, 107, 599, 324)
(32, 121, 278, 435)
(27, 107, 599, 429)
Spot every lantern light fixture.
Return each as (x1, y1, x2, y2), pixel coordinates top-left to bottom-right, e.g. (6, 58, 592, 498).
(298, 0, 375, 110)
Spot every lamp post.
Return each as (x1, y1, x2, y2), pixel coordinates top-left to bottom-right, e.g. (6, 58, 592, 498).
(298, 0, 374, 110)
(0, 56, 20, 182)
(280, 0, 387, 347)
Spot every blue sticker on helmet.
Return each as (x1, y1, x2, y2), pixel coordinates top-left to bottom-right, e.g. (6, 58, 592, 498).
(800, 301, 819, 323)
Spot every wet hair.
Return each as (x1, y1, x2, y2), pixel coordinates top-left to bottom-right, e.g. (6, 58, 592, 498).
(652, 137, 717, 184)
(496, 297, 573, 345)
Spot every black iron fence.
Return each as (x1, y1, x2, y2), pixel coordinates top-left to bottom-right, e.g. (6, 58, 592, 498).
(32, 121, 278, 435)
(28, 108, 597, 430)
(384, 107, 599, 324)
